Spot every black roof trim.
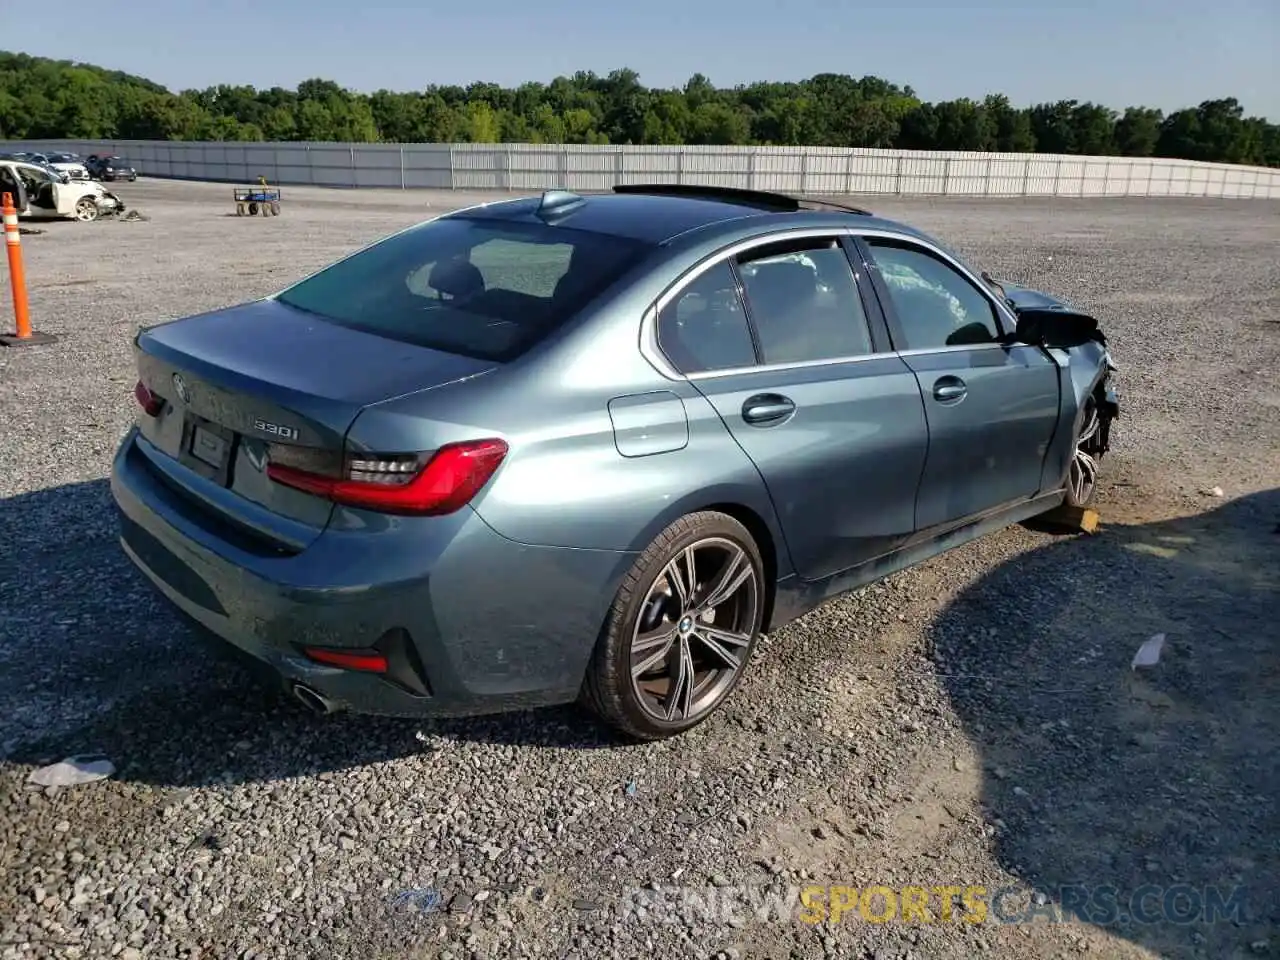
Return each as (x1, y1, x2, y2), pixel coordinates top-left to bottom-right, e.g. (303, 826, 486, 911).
(612, 183, 872, 216)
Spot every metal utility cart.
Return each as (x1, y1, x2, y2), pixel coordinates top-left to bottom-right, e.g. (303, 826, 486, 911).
(234, 178, 282, 217)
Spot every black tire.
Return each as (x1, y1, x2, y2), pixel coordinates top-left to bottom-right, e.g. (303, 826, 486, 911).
(581, 511, 765, 740)
(247, 201, 259, 216)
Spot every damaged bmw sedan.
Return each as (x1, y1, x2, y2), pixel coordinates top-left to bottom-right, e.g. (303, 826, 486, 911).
(110, 184, 1119, 740)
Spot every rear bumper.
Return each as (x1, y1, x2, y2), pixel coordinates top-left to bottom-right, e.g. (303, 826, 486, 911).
(110, 427, 636, 718)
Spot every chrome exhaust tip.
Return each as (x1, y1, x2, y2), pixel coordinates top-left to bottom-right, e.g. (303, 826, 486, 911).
(292, 683, 335, 715)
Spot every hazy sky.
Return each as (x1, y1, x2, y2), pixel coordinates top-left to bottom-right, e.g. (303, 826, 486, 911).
(15, 0, 1279, 119)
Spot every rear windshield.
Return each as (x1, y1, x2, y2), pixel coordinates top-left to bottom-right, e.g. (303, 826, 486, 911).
(275, 216, 651, 362)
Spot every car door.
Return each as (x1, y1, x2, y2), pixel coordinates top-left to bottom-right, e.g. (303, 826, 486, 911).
(0, 164, 26, 213)
(653, 231, 929, 582)
(854, 234, 1062, 532)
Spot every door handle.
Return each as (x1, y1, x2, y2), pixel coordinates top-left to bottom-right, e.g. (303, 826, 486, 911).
(741, 393, 796, 426)
(932, 376, 967, 403)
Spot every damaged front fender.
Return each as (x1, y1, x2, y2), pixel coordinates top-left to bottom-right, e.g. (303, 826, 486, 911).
(987, 276, 1121, 461)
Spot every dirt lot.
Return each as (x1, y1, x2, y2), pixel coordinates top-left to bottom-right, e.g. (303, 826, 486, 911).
(0, 180, 1277, 960)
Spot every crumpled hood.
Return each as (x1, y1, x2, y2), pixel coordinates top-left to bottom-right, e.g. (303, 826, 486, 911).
(995, 280, 1073, 313)
(83, 181, 116, 199)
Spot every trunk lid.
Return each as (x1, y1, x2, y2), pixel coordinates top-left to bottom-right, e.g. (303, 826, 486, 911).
(132, 298, 497, 551)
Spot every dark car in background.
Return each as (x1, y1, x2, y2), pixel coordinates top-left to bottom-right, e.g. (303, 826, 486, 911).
(86, 155, 138, 182)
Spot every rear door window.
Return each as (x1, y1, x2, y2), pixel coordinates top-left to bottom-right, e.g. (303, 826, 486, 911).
(735, 239, 874, 364)
(277, 217, 650, 362)
(656, 261, 758, 374)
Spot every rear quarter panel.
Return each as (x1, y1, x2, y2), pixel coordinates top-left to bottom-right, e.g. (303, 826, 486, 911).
(347, 269, 790, 569)
(352, 351, 784, 561)
(477, 381, 781, 556)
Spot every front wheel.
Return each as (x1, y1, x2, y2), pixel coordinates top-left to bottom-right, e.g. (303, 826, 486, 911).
(581, 511, 765, 740)
(1065, 394, 1104, 507)
(73, 197, 99, 222)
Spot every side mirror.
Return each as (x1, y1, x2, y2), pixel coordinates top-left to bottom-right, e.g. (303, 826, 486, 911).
(1012, 308, 1105, 349)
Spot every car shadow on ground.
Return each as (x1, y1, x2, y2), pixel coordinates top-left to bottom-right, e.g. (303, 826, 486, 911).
(931, 487, 1278, 958)
(0, 480, 627, 790)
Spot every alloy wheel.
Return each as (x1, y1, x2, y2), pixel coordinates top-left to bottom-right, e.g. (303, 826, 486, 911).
(1069, 402, 1100, 504)
(629, 536, 760, 724)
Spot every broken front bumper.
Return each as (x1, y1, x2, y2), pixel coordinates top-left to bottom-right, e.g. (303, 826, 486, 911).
(1097, 371, 1121, 454)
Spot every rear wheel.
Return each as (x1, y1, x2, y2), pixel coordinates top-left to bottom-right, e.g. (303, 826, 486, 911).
(247, 201, 259, 216)
(73, 197, 99, 222)
(581, 512, 764, 740)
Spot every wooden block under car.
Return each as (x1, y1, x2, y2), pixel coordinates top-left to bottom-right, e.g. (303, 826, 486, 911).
(1023, 505, 1101, 535)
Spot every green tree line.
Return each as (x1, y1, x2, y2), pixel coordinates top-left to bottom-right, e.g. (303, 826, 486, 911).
(2, 51, 1276, 167)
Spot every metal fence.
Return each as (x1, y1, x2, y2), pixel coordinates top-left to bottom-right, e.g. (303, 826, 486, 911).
(6, 139, 1279, 199)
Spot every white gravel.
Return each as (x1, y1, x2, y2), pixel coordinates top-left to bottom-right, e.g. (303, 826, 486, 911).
(1, 181, 1277, 960)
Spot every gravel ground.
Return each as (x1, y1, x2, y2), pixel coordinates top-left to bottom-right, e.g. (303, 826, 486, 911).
(1, 180, 1277, 960)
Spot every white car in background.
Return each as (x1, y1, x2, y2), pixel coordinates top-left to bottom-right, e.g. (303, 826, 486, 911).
(43, 152, 92, 180)
(0, 159, 125, 222)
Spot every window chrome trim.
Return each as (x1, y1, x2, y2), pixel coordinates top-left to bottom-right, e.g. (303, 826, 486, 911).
(638, 303, 684, 380)
(685, 349, 900, 381)
(895, 343, 1010, 358)
(638, 225, 1019, 381)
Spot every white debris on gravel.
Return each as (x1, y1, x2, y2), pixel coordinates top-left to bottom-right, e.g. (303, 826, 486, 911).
(27, 755, 116, 787)
(1131, 633, 1166, 669)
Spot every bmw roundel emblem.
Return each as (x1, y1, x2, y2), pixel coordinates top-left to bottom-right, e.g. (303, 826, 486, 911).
(172, 372, 190, 404)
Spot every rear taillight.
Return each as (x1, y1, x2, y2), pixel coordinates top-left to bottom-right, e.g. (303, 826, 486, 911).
(134, 380, 163, 416)
(266, 438, 508, 516)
